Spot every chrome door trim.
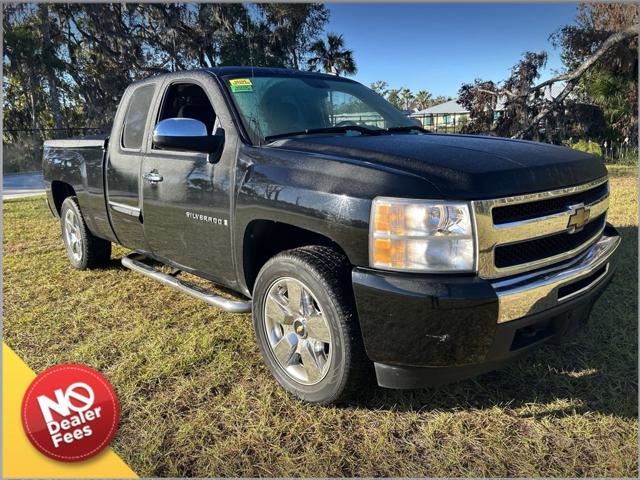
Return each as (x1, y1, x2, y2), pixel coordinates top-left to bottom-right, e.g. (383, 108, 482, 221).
(109, 200, 140, 217)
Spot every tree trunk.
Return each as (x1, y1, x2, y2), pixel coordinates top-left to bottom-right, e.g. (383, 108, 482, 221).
(26, 77, 43, 167)
(39, 4, 64, 138)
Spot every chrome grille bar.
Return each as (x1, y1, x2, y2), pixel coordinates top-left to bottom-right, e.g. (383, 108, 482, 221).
(472, 176, 609, 279)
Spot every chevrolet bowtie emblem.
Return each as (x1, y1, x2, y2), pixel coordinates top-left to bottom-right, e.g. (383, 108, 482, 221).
(567, 204, 590, 233)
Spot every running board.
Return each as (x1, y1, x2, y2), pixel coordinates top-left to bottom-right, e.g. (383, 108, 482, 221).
(121, 253, 252, 313)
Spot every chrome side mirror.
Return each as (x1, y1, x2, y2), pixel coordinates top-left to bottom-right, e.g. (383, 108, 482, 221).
(154, 117, 208, 138)
(152, 118, 224, 157)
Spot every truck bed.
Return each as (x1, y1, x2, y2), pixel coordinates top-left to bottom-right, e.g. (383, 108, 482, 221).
(42, 134, 113, 243)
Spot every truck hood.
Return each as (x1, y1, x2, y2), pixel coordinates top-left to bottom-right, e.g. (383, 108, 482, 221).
(271, 133, 607, 199)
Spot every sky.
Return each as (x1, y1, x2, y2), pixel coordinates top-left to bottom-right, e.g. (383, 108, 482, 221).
(325, 3, 579, 97)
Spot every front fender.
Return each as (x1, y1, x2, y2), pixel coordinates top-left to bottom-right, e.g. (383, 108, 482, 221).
(233, 147, 440, 291)
(236, 163, 372, 263)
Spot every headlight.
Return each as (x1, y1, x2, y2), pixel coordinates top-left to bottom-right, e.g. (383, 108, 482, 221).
(369, 197, 476, 272)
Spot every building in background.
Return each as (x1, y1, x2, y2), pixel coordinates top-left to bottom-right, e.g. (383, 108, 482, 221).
(411, 84, 569, 134)
(410, 99, 471, 133)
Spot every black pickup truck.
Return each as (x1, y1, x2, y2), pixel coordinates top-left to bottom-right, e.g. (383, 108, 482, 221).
(43, 67, 620, 404)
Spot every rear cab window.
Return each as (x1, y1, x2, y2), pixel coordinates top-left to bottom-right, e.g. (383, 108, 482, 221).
(121, 84, 156, 150)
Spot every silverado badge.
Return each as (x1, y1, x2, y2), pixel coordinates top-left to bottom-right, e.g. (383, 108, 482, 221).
(185, 211, 228, 226)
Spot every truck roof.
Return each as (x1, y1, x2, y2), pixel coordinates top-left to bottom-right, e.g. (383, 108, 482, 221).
(206, 66, 350, 78)
(131, 66, 357, 86)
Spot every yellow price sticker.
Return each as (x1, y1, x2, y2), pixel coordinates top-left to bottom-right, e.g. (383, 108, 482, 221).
(229, 78, 253, 86)
(229, 78, 253, 92)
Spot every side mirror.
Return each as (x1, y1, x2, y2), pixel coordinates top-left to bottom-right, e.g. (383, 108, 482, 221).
(152, 118, 224, 157)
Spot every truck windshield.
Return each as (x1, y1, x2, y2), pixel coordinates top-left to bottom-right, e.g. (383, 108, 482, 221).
(223, 74, 417, 144)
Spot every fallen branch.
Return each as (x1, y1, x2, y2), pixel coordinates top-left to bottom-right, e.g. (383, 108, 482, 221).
(510, 23, 638, 138)
(531, 24, 638, 93)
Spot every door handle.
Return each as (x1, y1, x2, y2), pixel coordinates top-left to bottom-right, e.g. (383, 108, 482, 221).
(143, 171, 163, 184)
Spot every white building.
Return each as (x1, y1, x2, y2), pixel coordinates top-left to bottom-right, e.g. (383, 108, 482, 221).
(411, 84, 567, 133)
(410, 99, 470, 132)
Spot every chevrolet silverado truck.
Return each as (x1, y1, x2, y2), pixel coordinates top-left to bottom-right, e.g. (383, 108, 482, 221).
(43, 67, 620, 404)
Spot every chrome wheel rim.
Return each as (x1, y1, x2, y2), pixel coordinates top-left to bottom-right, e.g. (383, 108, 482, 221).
(263, 277, 332, 385)
(64, 209, 82, 262)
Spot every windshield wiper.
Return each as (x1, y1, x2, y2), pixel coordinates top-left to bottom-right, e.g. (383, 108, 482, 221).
(264, 125, 383, 143)
(384, 125, 429, 134)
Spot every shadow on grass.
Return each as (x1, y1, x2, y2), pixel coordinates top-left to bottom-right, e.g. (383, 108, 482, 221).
(350, 225, 638, 419)
(98, 258, 128, 271)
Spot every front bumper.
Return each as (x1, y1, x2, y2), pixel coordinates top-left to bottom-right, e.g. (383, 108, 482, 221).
(352, 224, 620, 388)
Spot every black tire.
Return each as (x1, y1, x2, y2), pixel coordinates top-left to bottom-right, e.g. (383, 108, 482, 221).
(252, 245, 372, 404)
(60, 196, 111, 270)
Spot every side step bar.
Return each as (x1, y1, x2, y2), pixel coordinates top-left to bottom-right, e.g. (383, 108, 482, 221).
(121, 253, 252, 313)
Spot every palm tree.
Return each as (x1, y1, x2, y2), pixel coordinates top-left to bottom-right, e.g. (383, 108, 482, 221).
(386, 89, 402, 110)
(587, 71, 634, 131)
(370, 80, 389, 97)
(399, 87, 414, 112)
(307, 33, 357, 76)
(414, 90, 433, 111)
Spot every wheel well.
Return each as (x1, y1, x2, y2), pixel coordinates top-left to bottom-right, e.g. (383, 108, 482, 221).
(51, 181, 76, 215)
(243, 220, 349, 293)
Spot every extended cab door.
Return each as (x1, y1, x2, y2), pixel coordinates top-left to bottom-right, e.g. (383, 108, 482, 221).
(140, 74, 239, 287)
(105, 81, 158, 250)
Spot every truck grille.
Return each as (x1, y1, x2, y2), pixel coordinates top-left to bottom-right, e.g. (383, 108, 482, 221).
(495, 213, 607, 268)
(492, 182, 608, 224)
(472, 177, 609, 279)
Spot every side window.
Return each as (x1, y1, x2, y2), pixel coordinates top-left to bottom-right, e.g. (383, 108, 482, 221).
(122, 85, 155, 149)
(157, 83, 216, 135)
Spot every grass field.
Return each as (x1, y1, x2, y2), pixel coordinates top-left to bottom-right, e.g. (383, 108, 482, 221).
(4, 166, 638, 477)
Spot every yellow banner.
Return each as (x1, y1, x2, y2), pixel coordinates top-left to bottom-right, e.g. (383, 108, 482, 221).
(2, 343, 138, 478)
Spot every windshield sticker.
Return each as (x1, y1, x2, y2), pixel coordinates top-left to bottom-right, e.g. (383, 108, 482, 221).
(229, 78, 253, 93)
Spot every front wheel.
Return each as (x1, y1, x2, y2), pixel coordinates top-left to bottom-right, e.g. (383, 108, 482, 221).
(60, 196, 111, 269)
(252, 246, 371, 404)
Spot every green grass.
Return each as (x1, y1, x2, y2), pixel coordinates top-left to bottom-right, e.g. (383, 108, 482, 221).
(4, 166, 638, 477)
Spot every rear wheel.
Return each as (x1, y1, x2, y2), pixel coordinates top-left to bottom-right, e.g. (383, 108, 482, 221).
(252, 246, 371, 404)
(60, 196, 111, 269)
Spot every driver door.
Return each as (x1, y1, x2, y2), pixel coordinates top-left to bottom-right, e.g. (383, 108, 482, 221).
(140, 76, 237, 285)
